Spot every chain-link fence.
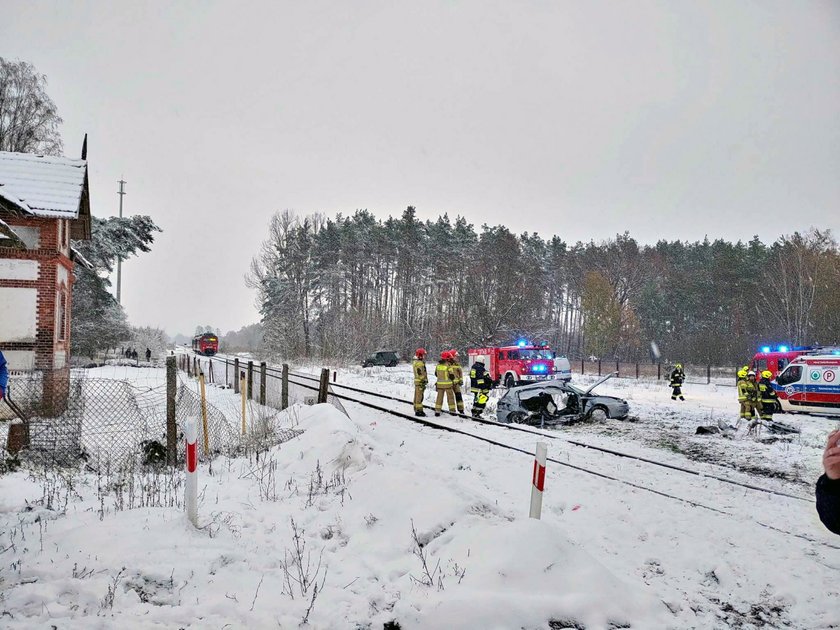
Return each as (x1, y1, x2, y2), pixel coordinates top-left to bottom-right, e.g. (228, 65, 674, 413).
(1, 365, 302, 469)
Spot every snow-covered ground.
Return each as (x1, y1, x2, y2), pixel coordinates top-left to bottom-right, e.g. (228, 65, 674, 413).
(1, 363, 838, 628)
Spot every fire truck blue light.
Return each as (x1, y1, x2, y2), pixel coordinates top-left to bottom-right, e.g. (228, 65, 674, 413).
(778, 345, 789, 352)
(760, 346, 771, 353)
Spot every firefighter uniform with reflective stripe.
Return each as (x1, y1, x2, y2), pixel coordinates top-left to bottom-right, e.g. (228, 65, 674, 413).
(469, 362, 493, 418)
(435, 361, 456, 414)
(449, 358, 465, 413)
(413, 358, 428, 414)
(758, 376, 778, 422)
(669, 365, 685, 401)
(738, 376, 759, 420)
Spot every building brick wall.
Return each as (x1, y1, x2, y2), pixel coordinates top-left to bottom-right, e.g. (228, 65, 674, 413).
(0, 213, 76, 372)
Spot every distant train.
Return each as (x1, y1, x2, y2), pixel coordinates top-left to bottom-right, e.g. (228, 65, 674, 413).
(192, 333, 219, 356)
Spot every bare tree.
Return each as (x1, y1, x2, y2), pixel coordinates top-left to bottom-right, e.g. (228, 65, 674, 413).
(0, 57, 64, 155)
(759, 229, 836, 345)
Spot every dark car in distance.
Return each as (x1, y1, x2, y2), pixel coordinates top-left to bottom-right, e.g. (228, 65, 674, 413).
(362, 351, 400, 368)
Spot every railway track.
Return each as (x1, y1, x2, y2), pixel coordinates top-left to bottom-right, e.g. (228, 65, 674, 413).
(188, 354, 838, 549)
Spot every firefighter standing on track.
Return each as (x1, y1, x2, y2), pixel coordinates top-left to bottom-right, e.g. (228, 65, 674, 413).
(758, 369, 779, 426)
(412, 348, 428, 417)
(669, 363, 686, 401)
(469, 359, 493, 418)
(448, 349, 465, 413)
(434, 351, 457, 416)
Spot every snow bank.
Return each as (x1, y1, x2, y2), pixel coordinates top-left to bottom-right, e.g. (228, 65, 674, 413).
(398, 518, 665, 629)
(1, 368, 838, 629)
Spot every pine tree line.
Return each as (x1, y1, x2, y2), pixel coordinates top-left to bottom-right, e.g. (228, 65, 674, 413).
(248, 207, 840, 365)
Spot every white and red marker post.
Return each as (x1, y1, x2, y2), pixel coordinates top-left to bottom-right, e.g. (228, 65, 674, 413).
(529, 442, 547, 519)
(184, 418, 198, 527)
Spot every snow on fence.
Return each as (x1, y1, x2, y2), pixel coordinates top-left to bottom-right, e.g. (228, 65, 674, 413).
(2, 363, 301, 469)
(184, 353, 347, 416)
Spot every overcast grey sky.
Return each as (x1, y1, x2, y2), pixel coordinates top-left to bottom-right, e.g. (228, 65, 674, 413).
(3, 1, 838, 335)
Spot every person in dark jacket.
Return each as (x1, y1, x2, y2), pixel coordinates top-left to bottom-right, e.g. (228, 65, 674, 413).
(669, 363, 685, 401)
(817, 429, 840, 535)
(758, 370, 779, 424)
(469, 360, 493, 418)
(0, 350, 8, 401)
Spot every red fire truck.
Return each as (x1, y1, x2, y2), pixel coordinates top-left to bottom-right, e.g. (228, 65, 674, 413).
(468, 340, 571, 388)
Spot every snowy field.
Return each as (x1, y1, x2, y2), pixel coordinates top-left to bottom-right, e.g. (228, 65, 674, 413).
(1, 362, 838, 628)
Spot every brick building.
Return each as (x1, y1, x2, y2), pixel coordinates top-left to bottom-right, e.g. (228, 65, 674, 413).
(0, 146, 92, 378)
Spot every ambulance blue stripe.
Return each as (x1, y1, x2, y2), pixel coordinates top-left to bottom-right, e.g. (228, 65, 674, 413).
(773, 383, 840, 394)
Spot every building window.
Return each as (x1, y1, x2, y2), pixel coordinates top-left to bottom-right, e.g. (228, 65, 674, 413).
(57, 290, 66, 340)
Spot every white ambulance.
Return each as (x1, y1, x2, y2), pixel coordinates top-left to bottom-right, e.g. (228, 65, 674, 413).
(773, 353, 840, 416)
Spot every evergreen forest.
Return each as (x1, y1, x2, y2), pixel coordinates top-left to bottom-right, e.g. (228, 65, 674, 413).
(248, 207, 840, 366)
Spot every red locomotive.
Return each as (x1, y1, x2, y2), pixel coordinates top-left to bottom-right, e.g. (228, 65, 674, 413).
(192, 333, 219, 356)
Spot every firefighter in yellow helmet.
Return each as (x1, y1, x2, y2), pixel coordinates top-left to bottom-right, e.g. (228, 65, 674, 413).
(434, 351, 457, 416)
(738, 370, 760, 425)
(469, 358, 493, 418)
(448, 349, 465, 413)
(412, 348, 428, 417)
(758, 369, 779, 426)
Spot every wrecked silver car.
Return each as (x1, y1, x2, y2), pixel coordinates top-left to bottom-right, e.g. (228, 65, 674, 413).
(495, 373, 629, 427)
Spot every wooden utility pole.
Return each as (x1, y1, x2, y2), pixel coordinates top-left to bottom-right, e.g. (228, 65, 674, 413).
(317, 368, 330, 404)
(281, 363, 289, 410)
(199, 370, 210, 454)
(116, 179, 126, 303)
(247, 361, 254, 401)
(240, 371, 247, 435)
(259, 362, 267, 405)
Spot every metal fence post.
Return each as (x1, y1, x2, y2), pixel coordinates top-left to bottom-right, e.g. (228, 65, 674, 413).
(635, 362, 639, 379)
(707, 364, 711, 384)
(166, 355, 177, 466)
(580, 358, 584, 375)
(657, 362, 661, 380)
(234, 358, 240, 394)
(615, 359, 619, 376)
(281, 363, 289, 410)
(318, 368, 329, 404)
(247, 361, 254, 400)
(260, 361, 267, 405)
(598, 359, 602, 376)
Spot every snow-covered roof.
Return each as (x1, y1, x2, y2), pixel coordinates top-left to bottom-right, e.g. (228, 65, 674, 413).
(0, 216, 26, 249)
(70, 245, 95, 270)
(0, 151, 91, 240)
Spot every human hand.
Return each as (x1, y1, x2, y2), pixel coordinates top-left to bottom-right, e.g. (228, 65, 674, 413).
(824, 430, 840, 481)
